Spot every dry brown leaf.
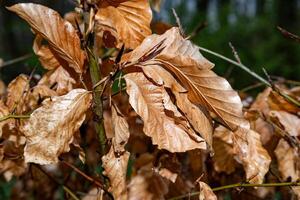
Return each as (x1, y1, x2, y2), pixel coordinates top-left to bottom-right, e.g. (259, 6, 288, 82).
(233, 127, 271, 184)
(8, 3, 86, 73)
(268, 90, 300, 114)
(21, 89, 92, 165)
(0, 139, 27, 181)
(0, 79, 6, 96)
(141, 64, 213, 147)
(38, 66, 76, 95)
(157, 168, 177, 183)
(274, 139, 300, 197)
(124, 72, 206, 152)
(123, 27, 248, 130)
(198, 181, 217, 200)
(82, 188, 104, 200)
(128, 165, 169, 200)
(269, 110, 300, 137)
(33, 35, 61, 70)
(102, 146, 130, 200)
(212, 126, 238, 174)
(96, 0, 152, 49)
(6, 74, 29, 112)
(111, 106, 130, 153)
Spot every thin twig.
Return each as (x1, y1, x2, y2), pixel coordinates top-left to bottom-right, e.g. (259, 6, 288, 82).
(0, 53, 33, 69)
(33, 164, 80, 200)
(198, 46, 300, 107)
(0, 114, 30, 122)
(60, 160, 108, 194)
(186, 21, 207, 40)
(240, 82, 265, 92)
(277, 26, 300, 43)
(229, 42, 241, 63)
(168, 181, 300, 200)
(172, 8, 184, 36)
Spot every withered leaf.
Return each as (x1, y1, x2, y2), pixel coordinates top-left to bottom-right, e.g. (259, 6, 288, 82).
(6, 74, 29, 113)
(96, 0, 152, 49)
(8, 3, 86, 73)
(128, 164, 169, 200)
(21, 89, 92, 165)
(212, 126, 238, 174)
(269, 110, 300, 137)
(38, 66, 76, 95)
(102, 146, 130, 200)
(111, 106, 130, 153)
(33, 35, 61, 70)
(274, 139, 300, 197)
(198, 181, 217, 200)
(233, 127, 271, 184)
(124, 72, 206, 152)
(123, 27, 248, 130)
(141, 64, 213, 147)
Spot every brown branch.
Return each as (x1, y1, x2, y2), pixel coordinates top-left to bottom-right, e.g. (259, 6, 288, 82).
(0, 53, 33, 69)
(33, 164, 80, 200)
(172, 8, 185, 36)
(60, 160, 109, 194)
(277, 26, 300, 43)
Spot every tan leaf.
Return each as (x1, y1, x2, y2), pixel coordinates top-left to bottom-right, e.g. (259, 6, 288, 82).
(82, 188, 104, 200)
(157, 167, 177, 183)
(33, 35, 61, 70)
(111, 106, 130, 153)
(269, 110, 300, 137)
(6, 74, 29, 112)
(38, 66, 76, 95)
(123, 27, 248, 130)
(102, 146, 130, 200)
(0, 79, 6, 97)
(212, 126, 238, 174)
(233, 127, 271, 184)
(128, 165, 169, 200)
(8, 3, 86, 73)
(95, 0, 152, 49)
(268, 90, 300, 114)
(198, 181, 217, 200)
(274, 139, 300, 197)
(0, 140, 27, 181)
(124, 72, 206, 152)
(25, 85, 57, 110)
(138, 64, 213, 147)
(21, 89, 92, 165)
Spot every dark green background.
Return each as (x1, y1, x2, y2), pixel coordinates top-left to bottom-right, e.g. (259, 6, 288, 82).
(1, 0, 300, 89)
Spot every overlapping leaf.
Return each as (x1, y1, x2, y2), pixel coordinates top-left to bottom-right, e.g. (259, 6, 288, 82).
(95, 0, 152, 49)
(8, 3, 86, 73)
(21, 89, 92, 165)
(198, 181, 217, 200)
(102, 146, 130, 200)
(124, 72, 206, 152)
(122, 27, 248, 130)
(233, 127, 271, 184)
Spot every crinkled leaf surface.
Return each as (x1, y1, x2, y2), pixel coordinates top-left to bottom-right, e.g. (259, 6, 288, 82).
(102, 146, 130, 200)
(96, 0, 152, 49)
(233, 127, 271, 184)
(198, 181, 217, 200)
(124, 72, 206, 152)
(21, 89, 92, 165)
(8, 3, 86, 73)
(122, 27, 248, 130)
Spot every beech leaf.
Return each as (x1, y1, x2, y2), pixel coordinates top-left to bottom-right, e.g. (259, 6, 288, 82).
(198, 181, 217, 200)
(124, 72, 206, 152)
(123, 27, 249, 130)
(21, 89, 92, 165)
(96, 0, 152, 49)
(233, 127, 271, 184)
(8, 3, 86, 73)
(102, 146, 130, 200)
